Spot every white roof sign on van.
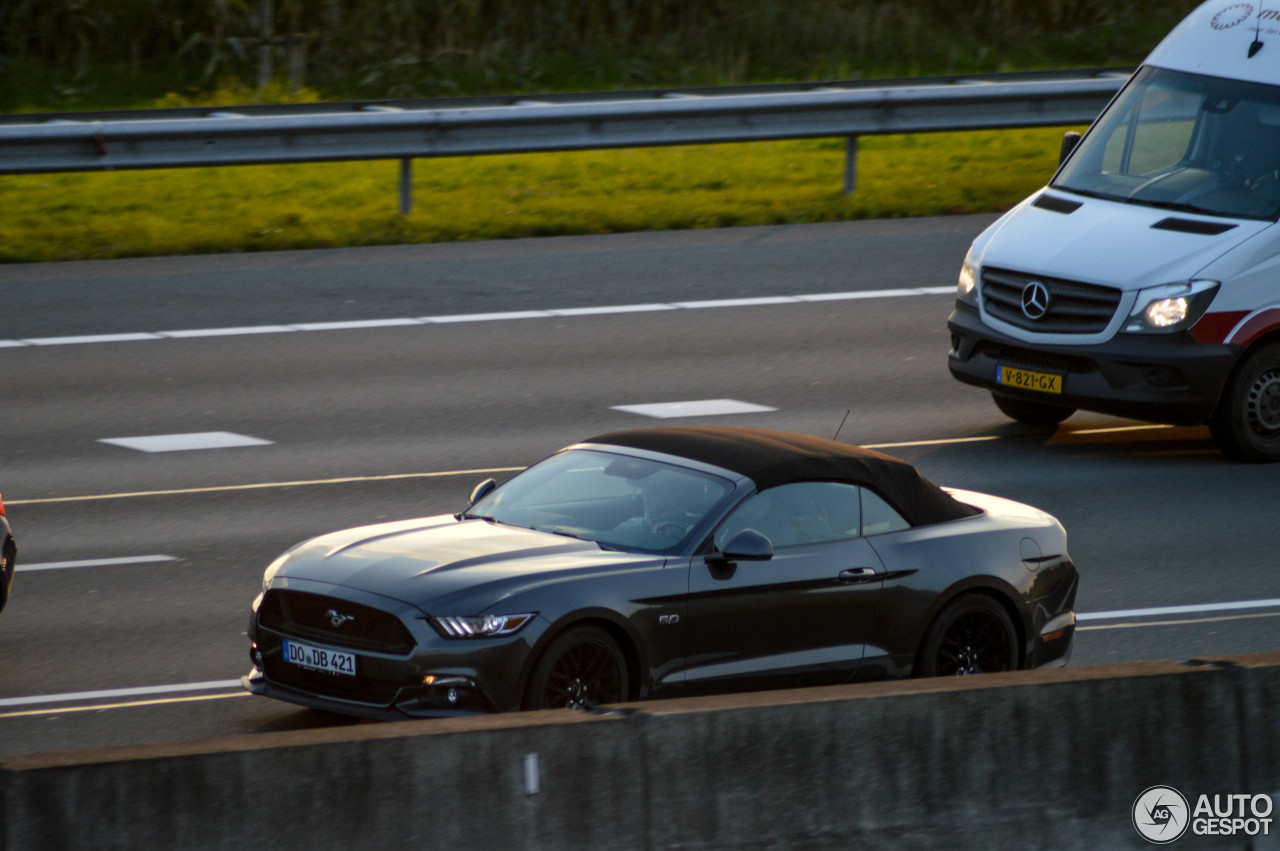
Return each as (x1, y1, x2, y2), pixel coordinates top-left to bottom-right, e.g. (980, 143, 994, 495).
(1146, 2, 1280, 80)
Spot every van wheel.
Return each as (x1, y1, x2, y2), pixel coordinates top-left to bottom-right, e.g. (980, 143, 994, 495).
(1210, 342, 1280, 462)
(991, 392, 1075, 426)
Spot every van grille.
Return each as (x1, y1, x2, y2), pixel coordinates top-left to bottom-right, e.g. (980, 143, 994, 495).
(981, 268, 1121, 334)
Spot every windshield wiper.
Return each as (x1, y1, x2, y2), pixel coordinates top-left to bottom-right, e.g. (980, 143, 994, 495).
(1132, 198, 1221, 216)
(534, 525, 622, 551)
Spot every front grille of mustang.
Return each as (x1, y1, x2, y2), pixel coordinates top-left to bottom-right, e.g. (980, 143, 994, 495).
(981, 268, 1121, 334)
(258, 589, 416, 654)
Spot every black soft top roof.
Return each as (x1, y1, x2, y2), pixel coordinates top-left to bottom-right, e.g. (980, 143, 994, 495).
(586, 426, 977, 526)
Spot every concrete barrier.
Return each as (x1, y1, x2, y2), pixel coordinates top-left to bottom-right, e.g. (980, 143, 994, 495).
(3, 653, 1279, 850)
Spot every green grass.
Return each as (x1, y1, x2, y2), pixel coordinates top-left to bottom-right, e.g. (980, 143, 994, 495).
(0, 128, 1082, 263)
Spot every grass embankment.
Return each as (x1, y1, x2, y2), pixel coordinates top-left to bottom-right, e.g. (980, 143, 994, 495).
(6, 0, 1183, 263)
(0, 129, 1079, 264)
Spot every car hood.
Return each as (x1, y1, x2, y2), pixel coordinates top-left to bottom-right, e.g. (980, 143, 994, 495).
(974, 193, 1268, 291)
(273, 514, 661, 611)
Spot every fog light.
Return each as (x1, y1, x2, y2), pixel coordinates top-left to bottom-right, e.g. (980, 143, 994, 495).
(250, 642, 263, 668)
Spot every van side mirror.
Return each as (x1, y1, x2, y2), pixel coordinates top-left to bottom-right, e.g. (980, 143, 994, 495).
(1059, 131, 1081, 166)
(720, 529, 774, 561)
(469, 478, 497, 506)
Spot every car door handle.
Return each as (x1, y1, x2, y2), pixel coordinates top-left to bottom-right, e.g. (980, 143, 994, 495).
(837, 568, 879, 584)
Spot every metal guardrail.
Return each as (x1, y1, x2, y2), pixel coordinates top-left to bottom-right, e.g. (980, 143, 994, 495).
(0, 68, 1131, 211)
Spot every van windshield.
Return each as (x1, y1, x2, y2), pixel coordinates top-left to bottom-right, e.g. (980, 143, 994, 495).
(1053, 66, 1280, 221)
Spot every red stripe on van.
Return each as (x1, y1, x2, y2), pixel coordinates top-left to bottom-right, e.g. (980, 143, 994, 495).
(1190, 311, 1249, 344)
(1220, 309, 1280, 346)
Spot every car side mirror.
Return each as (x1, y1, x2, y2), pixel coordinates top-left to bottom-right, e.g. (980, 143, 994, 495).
(720, 529, 774, 561)
(469, 478, 497, 506)
(1059, 131, 1081, 166)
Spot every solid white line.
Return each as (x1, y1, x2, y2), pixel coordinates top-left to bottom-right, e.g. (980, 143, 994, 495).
(1078, 611, 1280, 631)
(426, 310, 552, 323)
(547, 304, 675, 316)
(0, 679, 242, 709)
(160, 325, 296, 338)
(0, 288, 954, 348)
(1078, 598, 1280, 622)
(23, 333, 164, 345)
(673, 296, 798, 308)
(18, 555, 178, 573)
(291, 318, 424, 331)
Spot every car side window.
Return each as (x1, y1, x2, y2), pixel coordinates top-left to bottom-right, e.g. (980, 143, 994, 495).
(860, 489, 910, 535)
(714, 482, 861, 550)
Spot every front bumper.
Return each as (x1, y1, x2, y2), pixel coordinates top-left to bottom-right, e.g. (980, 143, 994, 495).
(947, 302, 1239, 425)
(244, 584, 539, 720)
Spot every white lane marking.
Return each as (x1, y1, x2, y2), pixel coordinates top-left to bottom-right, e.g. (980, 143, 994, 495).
(3, 287, 952, 347)
(99, 432, 274, 453)
(292, 318, 423, 331)
(426, 310, 551, 323)
(160, 325, 296, 338)
(1078, 598, 1280, 622)
(1078, 611, 1280, 631)
(24, 332, 164, 345)
(548, 304, 675, 316)
(18, 555, 177, 572)
(611, 399, 779, 419)
(0, 679, 242, 709)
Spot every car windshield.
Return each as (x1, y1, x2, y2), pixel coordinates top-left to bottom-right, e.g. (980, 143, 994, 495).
(465, 449, 735, 553)
(1053, 66, 1280, 221)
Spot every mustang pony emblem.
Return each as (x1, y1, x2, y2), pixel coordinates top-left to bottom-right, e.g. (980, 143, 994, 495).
(325, 609, 355, 628)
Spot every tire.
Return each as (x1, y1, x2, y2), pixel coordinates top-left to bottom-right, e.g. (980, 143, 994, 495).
(991, 392, 1075, 426)
(1209, 343, 1280, 462)
(915, 594, 1018, 677)
(523, 626, 628, 710)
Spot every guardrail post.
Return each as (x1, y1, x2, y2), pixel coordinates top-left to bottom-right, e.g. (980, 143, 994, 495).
(844, 136, 858, 196)
(399, 158, 413, 215)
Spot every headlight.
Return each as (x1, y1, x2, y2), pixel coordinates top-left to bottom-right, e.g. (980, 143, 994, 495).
(957, 254, 979, 306)
(1124, 280, 1219, 334)
(431, 613, 536, 638)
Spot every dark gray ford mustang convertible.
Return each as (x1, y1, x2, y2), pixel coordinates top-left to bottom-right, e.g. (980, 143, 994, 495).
(243, 427, 1077, 719)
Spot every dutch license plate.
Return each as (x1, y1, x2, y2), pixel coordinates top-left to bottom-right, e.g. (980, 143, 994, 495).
(997, 364, 1063, 394)
(282, 639, 357, 677)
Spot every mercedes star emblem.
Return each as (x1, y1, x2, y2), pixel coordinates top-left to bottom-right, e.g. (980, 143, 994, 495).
(1020, 281, 1051, 320)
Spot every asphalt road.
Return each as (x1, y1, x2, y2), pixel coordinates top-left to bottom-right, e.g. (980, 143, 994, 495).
(2, 215, 1276, 756)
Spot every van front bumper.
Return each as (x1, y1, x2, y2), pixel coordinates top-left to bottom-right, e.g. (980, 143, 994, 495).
(947, 302, 1239, 425)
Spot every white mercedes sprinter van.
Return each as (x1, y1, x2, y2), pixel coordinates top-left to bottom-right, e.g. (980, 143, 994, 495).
(948, 1, 1280, 460)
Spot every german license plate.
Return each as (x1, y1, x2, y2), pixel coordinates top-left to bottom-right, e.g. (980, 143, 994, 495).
(997, 365, 1063, 394)
(282, 639, 356, 677)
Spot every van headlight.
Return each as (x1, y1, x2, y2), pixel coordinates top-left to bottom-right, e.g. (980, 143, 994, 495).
(1124, 280, 1219, 333)
(957, 255, 979, 306)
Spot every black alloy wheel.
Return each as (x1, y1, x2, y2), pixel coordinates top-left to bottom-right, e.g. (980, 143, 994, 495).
(991, 392, 1075, 426)
(524, 626, 628, 710)
(1210, 343, 1280, 462)
(915, 594, 1018, 677)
